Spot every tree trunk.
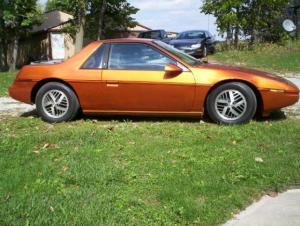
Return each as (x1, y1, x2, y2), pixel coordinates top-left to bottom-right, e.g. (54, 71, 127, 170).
(226, 24, 232, 48)
(9, 37, 18, 72)
(234, 7, 240, 49)
(0, 17, 4, 71)
(294, 6, 299, 39)
(0, 39, 8, 71)
(3, 40, 8, 70)
(0, 41, 3, 71)
(97, 0, 107, 40)
(234, 26, 239, 49)
(75, 15, 86, 53)
(249, 29, 255, 46)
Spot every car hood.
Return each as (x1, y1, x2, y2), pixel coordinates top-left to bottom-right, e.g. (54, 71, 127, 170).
(194, 63, 299, 91)
(198, 63, 287, 82)
(169, 39, 203, 45)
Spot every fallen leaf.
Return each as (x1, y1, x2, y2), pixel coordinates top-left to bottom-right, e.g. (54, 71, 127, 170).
(258, 144, 267, 148)
(33, 150, 40, 154)
(49, 206, 54, 212)
(4, 194, 11, 202)
(107, 127, 114, 132)
(42, 143, 50, 149)
(267, 192, 278, 197)
(255, 157, 264, 163)
(204, 134, 211, 139)
(46, 124, 54, 131)
(61, 165, 68, 172)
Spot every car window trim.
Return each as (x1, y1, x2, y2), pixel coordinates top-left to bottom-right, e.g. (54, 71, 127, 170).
(106, 42, 179, 71)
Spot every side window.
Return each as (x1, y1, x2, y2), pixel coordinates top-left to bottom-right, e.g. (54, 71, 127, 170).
(143, 32, 151, 39)
(81, 44, 107, 69)
(108, 43, 176, 70)
(150, 31, 161, 39)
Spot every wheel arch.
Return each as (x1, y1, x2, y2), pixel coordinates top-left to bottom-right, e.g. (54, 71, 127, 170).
(204, 79, 263, 116)
(31, 78, 80, 104)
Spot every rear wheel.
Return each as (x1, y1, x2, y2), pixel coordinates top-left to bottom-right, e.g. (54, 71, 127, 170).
(36, 82, 80, 123)
(206, 82, 257, 124)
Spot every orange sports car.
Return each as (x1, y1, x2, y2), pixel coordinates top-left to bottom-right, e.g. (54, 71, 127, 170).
(9, 38, 299, 124)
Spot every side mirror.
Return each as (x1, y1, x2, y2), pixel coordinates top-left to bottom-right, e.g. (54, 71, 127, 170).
(164, 63, 183, 77)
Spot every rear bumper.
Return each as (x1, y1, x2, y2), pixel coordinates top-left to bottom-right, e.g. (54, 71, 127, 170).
(9, 80, 36, 104)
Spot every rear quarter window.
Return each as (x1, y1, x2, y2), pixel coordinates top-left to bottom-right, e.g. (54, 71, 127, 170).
(81, 44, 108, 69)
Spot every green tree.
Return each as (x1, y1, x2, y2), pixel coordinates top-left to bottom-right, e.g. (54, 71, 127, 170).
(87, 0, 138, 40)
(201, 0, 245, 48)
(46, 0, 138, 49)
(201, 0, 290, 46)
(244, 0, 290, 44)
(0, 0, 41, 71)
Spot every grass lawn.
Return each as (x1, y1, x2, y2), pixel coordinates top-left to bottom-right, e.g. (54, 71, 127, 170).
(0, 116, 300, 225)
(0, 72, 16, 96)
(210, 41, 300, 74)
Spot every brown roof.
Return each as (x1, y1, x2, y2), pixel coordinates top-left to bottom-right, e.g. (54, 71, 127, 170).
(127, 23, 152, 32)
(136, 23, 152, 31)
(32, 10, 73, 33)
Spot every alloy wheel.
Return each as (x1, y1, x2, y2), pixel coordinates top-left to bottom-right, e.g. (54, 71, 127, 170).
(42, 90, 69, 119)
(214, 89, 247, 121)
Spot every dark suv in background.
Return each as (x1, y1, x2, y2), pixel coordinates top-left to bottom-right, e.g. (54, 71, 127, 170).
(138, 30, 173, 43)
(169, 30, 215, 58)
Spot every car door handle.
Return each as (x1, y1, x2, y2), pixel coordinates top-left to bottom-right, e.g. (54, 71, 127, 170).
(106, 81, 119, 88)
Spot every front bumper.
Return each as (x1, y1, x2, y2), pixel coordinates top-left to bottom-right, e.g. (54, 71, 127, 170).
(180, 48, 203, 57)
(9, 79, 36, 104)
(170, 44, 204, 57)
(261, 89, 299, 112)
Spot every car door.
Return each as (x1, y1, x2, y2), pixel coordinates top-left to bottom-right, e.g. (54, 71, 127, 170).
(100, 42, 196, 112)
(70, 43, 109, 111)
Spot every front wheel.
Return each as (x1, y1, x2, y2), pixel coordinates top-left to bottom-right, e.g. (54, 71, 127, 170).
(206, 82, 257, 124)
(36, 82, 80, 123)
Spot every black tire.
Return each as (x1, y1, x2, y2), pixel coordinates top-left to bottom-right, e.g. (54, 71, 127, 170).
(206, 82, 257, 125)
(35, 82, 80, 123)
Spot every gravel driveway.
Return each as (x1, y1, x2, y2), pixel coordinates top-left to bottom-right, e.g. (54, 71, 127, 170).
(0, 97, 35, 117)
(1, 77, 300, 118)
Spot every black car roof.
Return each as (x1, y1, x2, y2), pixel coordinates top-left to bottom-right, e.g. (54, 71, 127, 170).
(179, 30, 207, 33)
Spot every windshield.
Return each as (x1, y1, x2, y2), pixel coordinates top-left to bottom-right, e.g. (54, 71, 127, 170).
(153, 40, 202, 66)
(177, 31, 205, 40)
